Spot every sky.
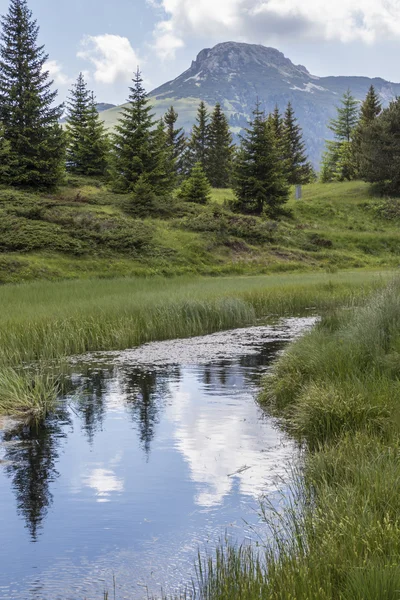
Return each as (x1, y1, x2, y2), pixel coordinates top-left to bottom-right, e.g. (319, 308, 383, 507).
(2, 0, 400, 105)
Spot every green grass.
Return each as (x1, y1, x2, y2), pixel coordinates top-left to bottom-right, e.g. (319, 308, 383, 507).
(0, 269, 388, 418)
(194, 278, 400, 600)
(0, 178, 400, 283)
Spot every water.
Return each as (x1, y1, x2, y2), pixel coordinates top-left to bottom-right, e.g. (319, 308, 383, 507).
(0, 318, 316, 600)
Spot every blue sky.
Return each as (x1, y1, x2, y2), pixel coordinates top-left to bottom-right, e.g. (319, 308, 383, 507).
(1, 0, 400, 105)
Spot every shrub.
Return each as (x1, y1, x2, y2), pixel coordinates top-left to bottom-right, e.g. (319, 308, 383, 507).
(178, 162, 211, 204)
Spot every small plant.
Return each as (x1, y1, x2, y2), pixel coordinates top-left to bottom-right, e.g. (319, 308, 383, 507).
(178, 163, 211, 204)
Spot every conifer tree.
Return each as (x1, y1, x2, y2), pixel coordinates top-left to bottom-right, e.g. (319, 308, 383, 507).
(353, 85, 382, 173)
(112, 68, 158, 192)
(187, 101, 210, 171)
(234, 102, 289, 217)
(178, 162, 211, 204)
(66, 75, 109, 176)
(282, 102, 313, 184)
(207, 103, 233, 188)
(152, 119, 175, 194)
(321, 89, 359, 182)
(0, 0, 65, 188)
(84, 93, 110, 176)
(66, 73, 90, 173)
(359, 85, 382, 125)
(271, 105, 284, 141)
(359, 98, 400, 194)
(164, 106, 186, 180)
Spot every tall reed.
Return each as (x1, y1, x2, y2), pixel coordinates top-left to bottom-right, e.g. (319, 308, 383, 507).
(0, 270, 387, 419)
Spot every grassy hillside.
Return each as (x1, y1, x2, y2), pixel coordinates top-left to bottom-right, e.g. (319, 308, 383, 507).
(0, 178, 399, 284)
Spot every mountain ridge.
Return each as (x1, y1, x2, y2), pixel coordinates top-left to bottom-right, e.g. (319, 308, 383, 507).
(99, 42, 400, 166)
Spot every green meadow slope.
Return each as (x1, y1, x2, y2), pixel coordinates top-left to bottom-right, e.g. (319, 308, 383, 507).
(0, 179, 399, 284)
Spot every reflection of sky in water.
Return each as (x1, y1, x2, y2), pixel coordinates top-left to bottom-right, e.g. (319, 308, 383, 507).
(0, 318, 316, 600)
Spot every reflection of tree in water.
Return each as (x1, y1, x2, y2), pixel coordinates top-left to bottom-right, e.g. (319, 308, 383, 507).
(122, 367, 177, 457)
(3, 409, 70, 541)
(200, 340, 287, 391)
(72, 368, 112, 444)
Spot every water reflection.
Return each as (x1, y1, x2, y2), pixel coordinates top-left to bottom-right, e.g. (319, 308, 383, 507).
(2, 410, 70, 541)
(0, 318, 316, 600)
(123, 367, 178, 457)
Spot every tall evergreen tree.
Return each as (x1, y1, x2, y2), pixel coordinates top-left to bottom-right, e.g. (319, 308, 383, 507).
(328, 89, 359, 142)
(187, 101, 210, 170)
(152, 119, 175, 194)
(207, 103, 233, 188)
(234, 102, 289, 217)
(271, 105, 284, 141)
(359, 85, 382, 126)
(164, 106, 186, 181)
(321, 89, 359, 182)
(83, 93, 110, 176)
(66, 73, 90, 173)
(66, 75, 109, 176)
(282, 102, 313, 184)
(0, 0, 65, 188)
(112, 68, 158, 192)
(359, 98, 400, 194)
(353, 85, 382, 173)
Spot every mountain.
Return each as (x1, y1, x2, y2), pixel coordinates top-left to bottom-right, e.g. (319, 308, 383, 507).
(99, 42, 400, 166)
(95, 103, 116, 113)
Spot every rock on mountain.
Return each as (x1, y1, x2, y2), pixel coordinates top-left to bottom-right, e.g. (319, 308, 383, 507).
(100, 42, 400, 167)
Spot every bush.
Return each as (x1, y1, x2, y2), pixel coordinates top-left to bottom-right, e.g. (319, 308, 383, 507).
(177, 204, 277, 243)
(178, 162, 211, 204)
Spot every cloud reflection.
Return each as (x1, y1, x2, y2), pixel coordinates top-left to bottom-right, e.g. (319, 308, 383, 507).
(167, 370, 294, 508)
(84, 468, 124, 502)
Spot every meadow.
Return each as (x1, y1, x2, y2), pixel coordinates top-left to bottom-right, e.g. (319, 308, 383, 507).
(192, 278, 400, 600)
(0, 178, 400, 284)
(0, 269, 388, 419)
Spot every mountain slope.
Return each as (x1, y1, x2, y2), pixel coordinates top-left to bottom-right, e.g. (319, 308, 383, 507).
(100, 42, 400, 166)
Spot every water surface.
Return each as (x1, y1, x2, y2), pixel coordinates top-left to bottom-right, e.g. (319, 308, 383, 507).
(0, 318, 315, 599)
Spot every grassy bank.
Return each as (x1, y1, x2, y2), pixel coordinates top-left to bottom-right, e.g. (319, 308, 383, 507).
(196, 278, 400, 599)
(0, 270, 388, 418)
(1, 179, 400, 283)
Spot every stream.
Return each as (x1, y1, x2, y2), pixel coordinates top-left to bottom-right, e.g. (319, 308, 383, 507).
(0, 317, 316, 600)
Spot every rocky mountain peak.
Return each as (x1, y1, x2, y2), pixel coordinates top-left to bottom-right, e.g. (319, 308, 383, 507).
(188, 41, 314, 80)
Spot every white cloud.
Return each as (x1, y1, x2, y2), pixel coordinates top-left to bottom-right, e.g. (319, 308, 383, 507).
(45, 60, 73, 86)
(149, 0, 400, 58)
(77, 34, 141, 84)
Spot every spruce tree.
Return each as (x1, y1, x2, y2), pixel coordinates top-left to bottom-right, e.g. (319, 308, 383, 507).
(178, 162, 211, 204)
(164, 106, 186, 181)
(282, 102, 313, 184)
(329, 89, 359, 142)
(320, 89, 359, 182)
(207, 103, 233, 188)
(66, 75, 109, 176)
(271, 105, 284, 141)
(359, 98, 400, 194)
(152, 119, 175, 194)
(0, 0, 65, 188)
(84, 93, 110, 176)
(353, 85, 382, 173)
(66, 73, 90, 173)
(234, 102, 289, 217)
(112, 68, 157, 193)
(187, 101, 210, 171)
(359, 85, 382, 125)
